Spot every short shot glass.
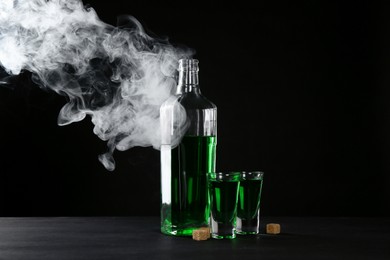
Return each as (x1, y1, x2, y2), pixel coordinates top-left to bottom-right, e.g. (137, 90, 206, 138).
(208, 171, 240, 239)
(236, 171, 264, 235)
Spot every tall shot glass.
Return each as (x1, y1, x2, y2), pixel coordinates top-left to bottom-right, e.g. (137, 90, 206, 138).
(236, 171, 264, 235)
(208, 171, 240, 239)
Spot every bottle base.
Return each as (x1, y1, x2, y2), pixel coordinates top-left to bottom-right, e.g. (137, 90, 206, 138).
(161, 210, 209, 236)
(161, 224, 207, 237)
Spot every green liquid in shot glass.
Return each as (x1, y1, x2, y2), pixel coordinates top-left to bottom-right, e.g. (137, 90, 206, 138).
(237, 179, 262, 220)
(236, 172, 264, 235)
(208, 172, 240, 239)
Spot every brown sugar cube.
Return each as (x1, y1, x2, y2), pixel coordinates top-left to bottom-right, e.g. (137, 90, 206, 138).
(266, 223, 281, 234)
(199, 227, 210, 239)
(192, 227, 210, 241)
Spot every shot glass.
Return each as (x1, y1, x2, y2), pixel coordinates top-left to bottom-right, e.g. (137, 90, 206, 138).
(236, 171, 264, 235)
(208, 171, 240, 239)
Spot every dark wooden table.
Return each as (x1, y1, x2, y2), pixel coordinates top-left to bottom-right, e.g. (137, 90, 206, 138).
(0, 217, 389, 259)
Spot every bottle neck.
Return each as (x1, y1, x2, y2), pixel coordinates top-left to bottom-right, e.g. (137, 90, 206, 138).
(176, 70, 200, 94)
(176, 58, 200, 94)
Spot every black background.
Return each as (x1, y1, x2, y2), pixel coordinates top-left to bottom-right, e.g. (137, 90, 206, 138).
(0, 0, 389, 217)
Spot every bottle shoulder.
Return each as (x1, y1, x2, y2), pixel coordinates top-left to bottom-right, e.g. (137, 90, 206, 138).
(178, 92, 217, 110)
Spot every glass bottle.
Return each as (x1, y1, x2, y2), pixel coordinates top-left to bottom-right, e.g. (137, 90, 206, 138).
(160, 58, 217, 236)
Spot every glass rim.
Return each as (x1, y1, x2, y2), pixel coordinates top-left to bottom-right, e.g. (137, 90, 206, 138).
(207, 171, 241, 182)
(240, 171, 264, 180)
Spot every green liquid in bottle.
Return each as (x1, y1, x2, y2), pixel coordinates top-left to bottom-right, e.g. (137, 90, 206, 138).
(161, 135, 216, 236)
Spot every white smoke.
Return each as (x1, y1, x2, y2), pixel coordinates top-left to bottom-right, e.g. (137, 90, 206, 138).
(0, 0, 191, 171)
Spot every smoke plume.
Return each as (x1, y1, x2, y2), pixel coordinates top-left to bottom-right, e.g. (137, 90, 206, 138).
(0, 0, 191, 170)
